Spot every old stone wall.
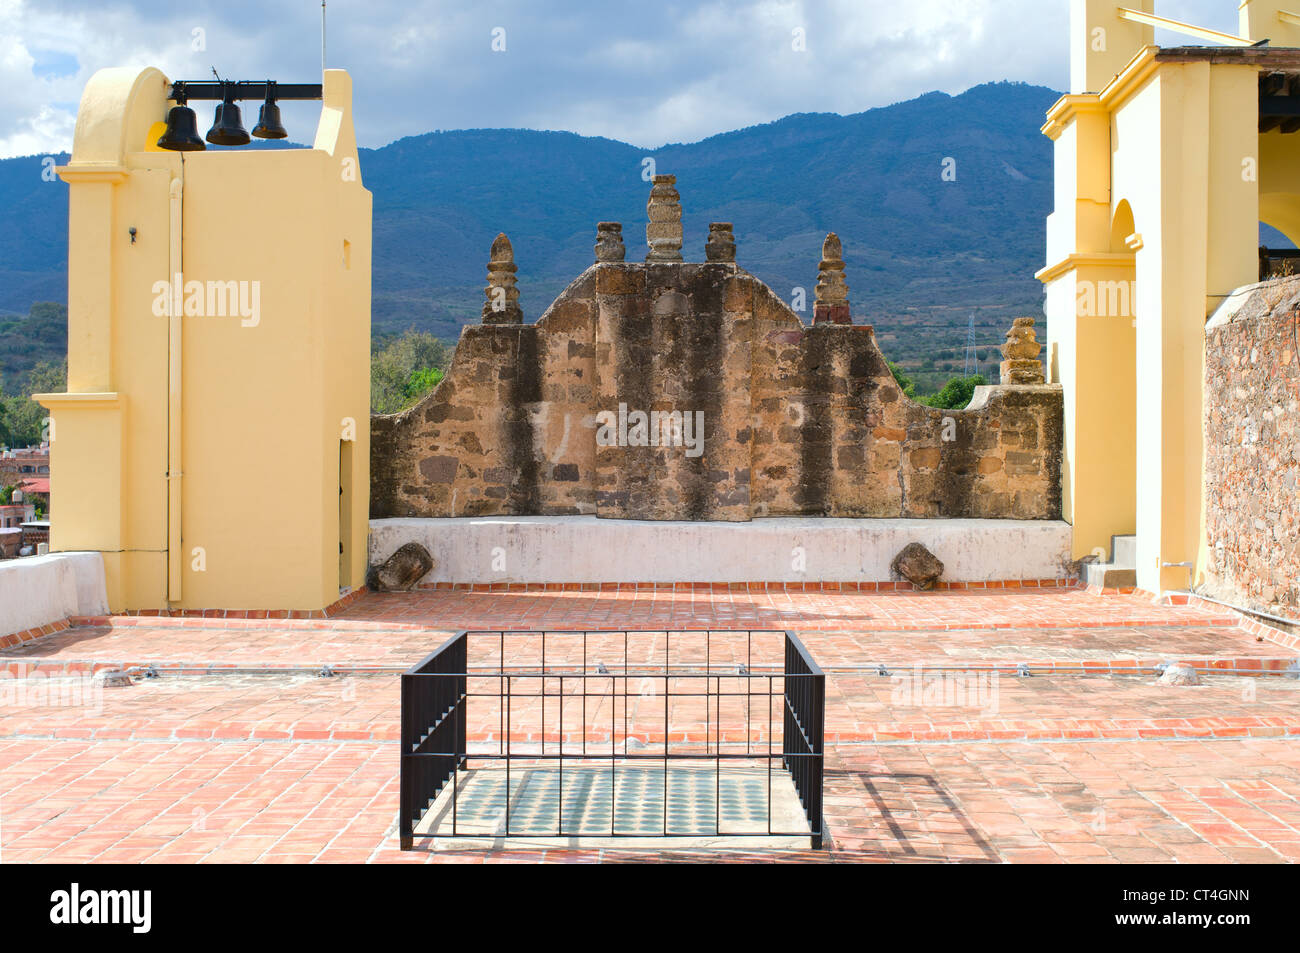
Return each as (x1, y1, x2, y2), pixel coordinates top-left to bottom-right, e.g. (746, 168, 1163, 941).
(371, 263, 1063, 523)
(1203, 277, 1300, 614)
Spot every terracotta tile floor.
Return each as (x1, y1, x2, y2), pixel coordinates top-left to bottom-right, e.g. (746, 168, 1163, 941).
(342, 586, 1238, 630)
(2, 586, 1299, 863)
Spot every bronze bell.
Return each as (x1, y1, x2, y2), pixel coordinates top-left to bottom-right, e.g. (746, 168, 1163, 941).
(206, 91, 250, 146)
(251, 97, 287, 140)
(156, 103, 205, 151)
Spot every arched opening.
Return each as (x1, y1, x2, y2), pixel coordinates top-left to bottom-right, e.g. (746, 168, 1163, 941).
(1259, 198, 1300, 280)
(1110, 200, 1136, 253)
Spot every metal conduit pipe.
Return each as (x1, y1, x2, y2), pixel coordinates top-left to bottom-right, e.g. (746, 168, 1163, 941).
(1169, 590, 1299, 630)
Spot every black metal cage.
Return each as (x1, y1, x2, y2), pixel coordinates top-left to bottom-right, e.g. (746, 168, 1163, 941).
(399, 629, 825, 849)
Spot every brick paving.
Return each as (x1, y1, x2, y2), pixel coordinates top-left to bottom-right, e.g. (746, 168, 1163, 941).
(1, 586, 1298, 863)
(339, 585, 1239, 630)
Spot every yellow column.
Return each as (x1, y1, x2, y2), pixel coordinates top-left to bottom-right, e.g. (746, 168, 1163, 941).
(1071, 0, 1154, 95)
(1130, 62, 1258, 593)
(1239, 0, 1300, 44)
(64, 173, 124, 391)
(1040, 96, 1137, 561)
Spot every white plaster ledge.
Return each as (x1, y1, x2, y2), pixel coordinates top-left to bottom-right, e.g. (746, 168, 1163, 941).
(369, 517, 1074, 585)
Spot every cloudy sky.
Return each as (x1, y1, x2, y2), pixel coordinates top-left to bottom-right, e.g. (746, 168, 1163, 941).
(0, 0, 1241, 159)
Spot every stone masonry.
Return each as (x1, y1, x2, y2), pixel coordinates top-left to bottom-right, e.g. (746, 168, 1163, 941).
(1203, 275, 1300, 614)
(370, 179, 1063, 522)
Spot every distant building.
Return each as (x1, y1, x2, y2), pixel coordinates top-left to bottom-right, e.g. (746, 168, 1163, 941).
(0, 446, 50, 488)
(0, 480, 37, 560)
(16, 478, 50, 503)
(0, 499, 35, 559)
(0, 502, 36, 529)
(19, 521, 50, 554)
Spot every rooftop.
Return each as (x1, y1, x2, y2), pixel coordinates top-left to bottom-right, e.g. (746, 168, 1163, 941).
(2, 586, 1298, 863)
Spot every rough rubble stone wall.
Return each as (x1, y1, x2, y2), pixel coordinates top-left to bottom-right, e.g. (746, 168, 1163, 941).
(371, 262, 1063, 521)
(1203, 278, 1300, 614)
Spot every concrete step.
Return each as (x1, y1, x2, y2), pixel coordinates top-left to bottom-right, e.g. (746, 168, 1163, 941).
(1083, 561, 1137, 590)
(1111, 534, 1137, 568)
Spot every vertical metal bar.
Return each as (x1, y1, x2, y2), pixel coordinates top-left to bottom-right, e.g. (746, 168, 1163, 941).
(505, 673, 511, 838)
(451, 719, 459, 836)
(399, 671, 413, 849)
(458, 634, 467, 770)
(453, 639, 462, 835)
(541, 630, 546, 760)
(714, 672, 720, 836)
(767, 673, 773, 836)
(610, 659, 616, 837)
(663, 668, 669, 836)
(558, 673, 564, 836)
(623, 630, 629, 756)
(705, 629, 711, 755)
(585, 629, 590, 754)
(811, 666, 825, 849)
(499, 632, 505, 759)
(746, 631, 752, 756)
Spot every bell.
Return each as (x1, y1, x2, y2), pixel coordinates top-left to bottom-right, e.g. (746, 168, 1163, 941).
(252, 98, 287, 140)
(156, 104, 206, 151)
(206, 94, 250, 146)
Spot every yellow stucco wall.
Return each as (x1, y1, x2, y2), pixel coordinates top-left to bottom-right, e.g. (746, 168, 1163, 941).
(38, 67, 371, 612)
(1240, 1, 1300, 45)
(1043, 13, 1268, 593)
(1070, 0, 1154, 95)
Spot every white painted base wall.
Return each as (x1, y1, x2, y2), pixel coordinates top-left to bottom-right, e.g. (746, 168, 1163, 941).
(0, 552, 110, 637)
(369, 517, 1074, 585)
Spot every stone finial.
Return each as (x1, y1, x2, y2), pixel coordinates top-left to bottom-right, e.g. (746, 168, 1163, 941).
(706, 222, 736, 262)
(595, 222, 625, 262)
(1000, 316, 1044, 384)
(813, 232, 851, 325)
(482, 232, 522, 324)
(646, 174, 683, 262)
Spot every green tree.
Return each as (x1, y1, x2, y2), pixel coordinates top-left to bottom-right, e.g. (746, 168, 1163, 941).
(371, 330, 452, 414)
(917, 373, 987, 410)
(0, 359, 65, 447)
(404, 366, 444, 401)
(0, 390, 11, 448)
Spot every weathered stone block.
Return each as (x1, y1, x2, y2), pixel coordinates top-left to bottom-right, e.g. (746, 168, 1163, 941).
(419, 456, 459, 483)
(596, 267, 646, 296)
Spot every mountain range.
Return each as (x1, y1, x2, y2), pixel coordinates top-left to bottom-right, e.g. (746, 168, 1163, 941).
(0, 81, 1063, 391)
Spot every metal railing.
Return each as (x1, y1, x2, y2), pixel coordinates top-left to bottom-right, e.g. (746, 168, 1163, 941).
(784, 634, 825, 848)
(398, 629, 825, 850)
(399, 632, 467, 849)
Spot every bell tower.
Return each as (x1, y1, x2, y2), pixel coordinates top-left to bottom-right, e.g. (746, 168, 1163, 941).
(40, 67, 372, 612)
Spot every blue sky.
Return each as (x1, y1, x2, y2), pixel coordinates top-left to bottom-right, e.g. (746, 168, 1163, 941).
(0, 0, 1241, 159)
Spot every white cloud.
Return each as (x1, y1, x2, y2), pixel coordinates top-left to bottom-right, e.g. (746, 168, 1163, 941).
(0, 0, 1247, 159)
